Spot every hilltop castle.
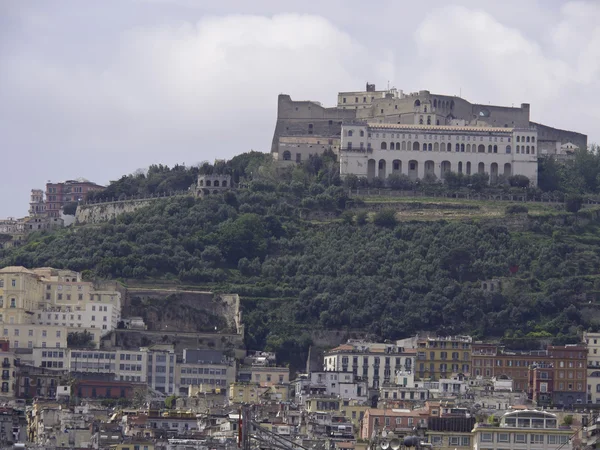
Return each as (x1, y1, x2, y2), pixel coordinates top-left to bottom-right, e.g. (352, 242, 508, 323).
(271, 83, 587, 185)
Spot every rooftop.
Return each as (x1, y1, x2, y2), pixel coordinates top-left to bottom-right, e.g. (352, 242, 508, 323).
(361, 123, 523, 133)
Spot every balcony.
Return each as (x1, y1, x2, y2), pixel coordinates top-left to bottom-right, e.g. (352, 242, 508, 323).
(2, 362, 10, 368)
(2, 375, 10, 380)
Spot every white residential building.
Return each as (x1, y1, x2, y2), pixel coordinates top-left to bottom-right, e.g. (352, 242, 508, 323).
(145, 344, 176, 394)
(339, 123, 538, 185)
(324, 340, 415, 389)
(584, 331, 600, 403)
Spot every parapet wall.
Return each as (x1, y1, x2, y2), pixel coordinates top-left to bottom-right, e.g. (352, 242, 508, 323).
(75, 199, 157, 224)
(531, 122, 588, 150)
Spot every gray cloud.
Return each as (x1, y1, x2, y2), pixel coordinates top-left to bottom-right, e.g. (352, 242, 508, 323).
(0, 0, 597, 217)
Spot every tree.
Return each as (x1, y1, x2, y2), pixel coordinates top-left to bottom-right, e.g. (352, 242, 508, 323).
(62, 202, 78, 216)
(508, 175, 530, 188)
(565, 194, 583, 213)
(219, 214, 267, 264)
(373, 209, 398, 228)
(67, 331, 95, 349)
(165, 394, 178, 409)
(387, 174, 413, 190)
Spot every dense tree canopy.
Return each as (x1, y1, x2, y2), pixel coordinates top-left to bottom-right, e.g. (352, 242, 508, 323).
(3, 149, 600, 365)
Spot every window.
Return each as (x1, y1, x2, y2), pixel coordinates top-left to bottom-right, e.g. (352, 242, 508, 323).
(530, 435, 544, 444)
(431, 436, 442, 445)
(497, 433, 509, 443)
(9, 299, 15, 308)
(514, 434, 526, 443)
(449, 437, 459, 446)
(480, 433, 493, 443)
(11, 280, 16, 287)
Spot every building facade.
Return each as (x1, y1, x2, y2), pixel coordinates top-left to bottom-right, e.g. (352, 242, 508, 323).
(324, 341, 415, 389)
(339, 123, 538, 184)
(472, 410, 572, 450)
(175, 349, 236, 395)
(584, 332, 600, 404)
(271, 85, 587, 164)
(403, 335, 471, 381)
(45, 179, 104, 218)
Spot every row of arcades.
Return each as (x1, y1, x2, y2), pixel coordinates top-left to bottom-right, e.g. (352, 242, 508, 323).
(366, 159, 513, 182)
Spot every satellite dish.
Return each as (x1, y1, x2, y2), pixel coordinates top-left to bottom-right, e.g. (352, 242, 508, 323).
(380, 440, 390, 450)
(390, 438, 400, 450)
(381, 430, 388, 438)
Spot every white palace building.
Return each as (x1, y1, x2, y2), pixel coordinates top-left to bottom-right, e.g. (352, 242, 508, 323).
(339, 122, 539, 185)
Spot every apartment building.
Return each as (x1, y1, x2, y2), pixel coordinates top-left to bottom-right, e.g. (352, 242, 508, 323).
(324, 340, 415, 388)
(405, 335, 471, 381)
(45, 179, 104, 218)
(584, 331, 600, 403)
(145, 344, 176, 394)
(0, 340, 16, 398)
(471, 343, 551, 391)
(472, 410, 572, 450)
(176, 349, 236, 395)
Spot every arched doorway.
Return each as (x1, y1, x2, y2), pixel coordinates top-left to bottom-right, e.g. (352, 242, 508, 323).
(378, 159, 387, 179)
(466, 162, 472, 175)
(504, 163, 512, 177)
(425, 160, 435, 177)
(392, 160, 402, 174)
(441, 161, 451, 178)
(478, 145, 485, 153)
(367, 159, 376, 180)
(478, 162, 485, 174)
(490, 163, 499, 184)
(408, 160, 418, 181)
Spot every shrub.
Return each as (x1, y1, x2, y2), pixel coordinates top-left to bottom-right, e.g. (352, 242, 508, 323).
(508, 175, 531, 188)
(505, 205, 529, 214)
(373, 209, 398, 228)
(355, 211, 368, 225)
(565, 194, 583, 213)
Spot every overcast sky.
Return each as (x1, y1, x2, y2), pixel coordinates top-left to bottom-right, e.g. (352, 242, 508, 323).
(1, 0, 599, 217)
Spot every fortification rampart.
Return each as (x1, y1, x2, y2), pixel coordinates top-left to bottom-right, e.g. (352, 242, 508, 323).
(75, 191, 188, 224)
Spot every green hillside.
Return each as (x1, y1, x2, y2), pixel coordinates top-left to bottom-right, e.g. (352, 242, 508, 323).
(3, 149, 600, 364)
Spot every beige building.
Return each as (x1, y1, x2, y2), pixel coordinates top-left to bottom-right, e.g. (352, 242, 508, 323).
(229, 382, 263, 404)
(584, 331, 600, 403)
(237, 365, 289, 387)
(340, 123, 538, 185)
(276, 136, 340, 164)
(472, 410, 572, 450)
(0, 266, 121, 348)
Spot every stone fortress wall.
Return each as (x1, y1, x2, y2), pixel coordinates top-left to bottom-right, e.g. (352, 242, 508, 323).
(271, 84, 587, 162)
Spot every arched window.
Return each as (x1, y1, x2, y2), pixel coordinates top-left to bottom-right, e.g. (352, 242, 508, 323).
(506, 145, 511, 154)
(461, 144, 465, 152)
(493, 145, 498, 153)
(466, 161, 472, 175)
(516, 145, 520, 153)
(478, 145, 485, 153)
(428, 143, 433, 151)
(199, 179, 204, 186)
(458, 162, 463, 173)
(517, 136, 520, 142)
(381, 142, 387, 150)
(488, 145, 493, 153)
(447, 143, 452, 152)
(214, 180, 220, 187)
(222, 180, 227, 187)
(413, 142, 420, 151)
(360, 130, 364, 137)
(531, 146, 535, 154)
(206, 180, 212, 187)
(526, 146, 530, 154)
(526, 136, 530, 142)
(450, 100, 454, 110)
(348, 130, 353, 137)
(419, 116, 424, 125)
(427, 116, 431, 125)
(414, 99, 421, 107)
(466, 144, 471, 152)
(433, 99, 437, 107)
(424, 106, 428, 113)
(456, 144, 460, 152)
(532, 136, 535, 143)
(283, 151, 291, 161)
(434, 142, 439, 151)
(436, 119, 440, 125)
(402, 141, 406, 150)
